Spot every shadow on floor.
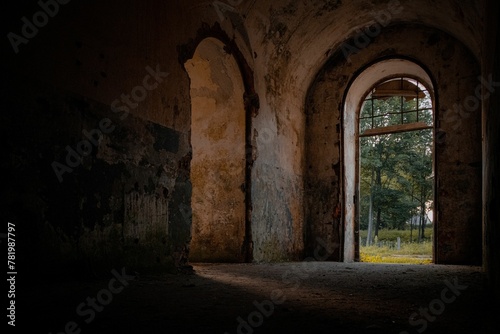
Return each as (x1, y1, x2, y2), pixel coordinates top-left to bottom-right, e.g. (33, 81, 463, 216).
(15, 262, 498, 333)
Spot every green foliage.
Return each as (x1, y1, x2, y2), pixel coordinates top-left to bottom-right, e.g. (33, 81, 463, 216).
(359, 86, 433, 242)
(360, 229, 432, 264)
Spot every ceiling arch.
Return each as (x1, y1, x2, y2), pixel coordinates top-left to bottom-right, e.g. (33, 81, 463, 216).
(241, 0, 482, 112)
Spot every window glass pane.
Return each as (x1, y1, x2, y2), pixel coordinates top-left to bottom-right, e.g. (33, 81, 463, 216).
(403, 98, 417, 112)
(360, 100, 372, 118)
(419, 95, 432, 109)
(372, 99, 385, 116)
(419, 109, 433, 126)
(381, 96, 400, 115)
(403, 111, 418, 124)
(373, 116, 385, 128)
(360, 118, 372, 132)
(387, 112, 401, 126)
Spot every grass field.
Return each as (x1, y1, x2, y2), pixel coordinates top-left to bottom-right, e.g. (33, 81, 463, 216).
(359, 229, 433, 264)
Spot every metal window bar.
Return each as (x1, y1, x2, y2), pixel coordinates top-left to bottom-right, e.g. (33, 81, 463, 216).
(371, 92, 374, 129)
(359, 77, 433, 133)
(359, 102, 432, 118)
(400, 78, 404, 125)
(359, 108, 433, 120)
(416, 81, 420, 122)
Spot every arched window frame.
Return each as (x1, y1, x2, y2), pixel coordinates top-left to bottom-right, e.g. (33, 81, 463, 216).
(359, 76, 434, 137)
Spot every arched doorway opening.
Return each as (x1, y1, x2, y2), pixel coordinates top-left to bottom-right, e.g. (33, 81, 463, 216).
(342, 58, 436, 262)
(358, 77, 434, 263)
(184, 37, 247, 262)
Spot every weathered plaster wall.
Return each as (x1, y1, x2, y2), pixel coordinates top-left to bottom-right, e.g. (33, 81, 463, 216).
(242, 0, 483, 130)
(2, 67, 191, 276)
(186, 38, 246, 262)
(249, 89, 305, 261)
(2, 0, 206, 277)
(304, 74, 343, 260)
(190, 0, 308, 261)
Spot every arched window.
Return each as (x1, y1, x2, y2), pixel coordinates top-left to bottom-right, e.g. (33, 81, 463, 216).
(360, 77, 433, 136)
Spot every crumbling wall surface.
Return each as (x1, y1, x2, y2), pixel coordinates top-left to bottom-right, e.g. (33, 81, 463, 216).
(1, 0, 204, 277)
(1, 68, 193, 277)
(303, 74, 343, 260)
(248, 50, 306, 261)
(186, 38, 247, 263)
(245, 0, 483, 102)
(305, 24, 482, 265)
(184, 0, 309, 261)
(242, 0, 483, 262)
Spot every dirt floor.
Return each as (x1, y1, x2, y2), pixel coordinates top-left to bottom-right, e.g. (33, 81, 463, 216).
(15, 262, 499, 333)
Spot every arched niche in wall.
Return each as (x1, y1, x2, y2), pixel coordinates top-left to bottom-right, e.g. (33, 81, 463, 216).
(342, 58, 435, 262)
(184, 37, 246, 262)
